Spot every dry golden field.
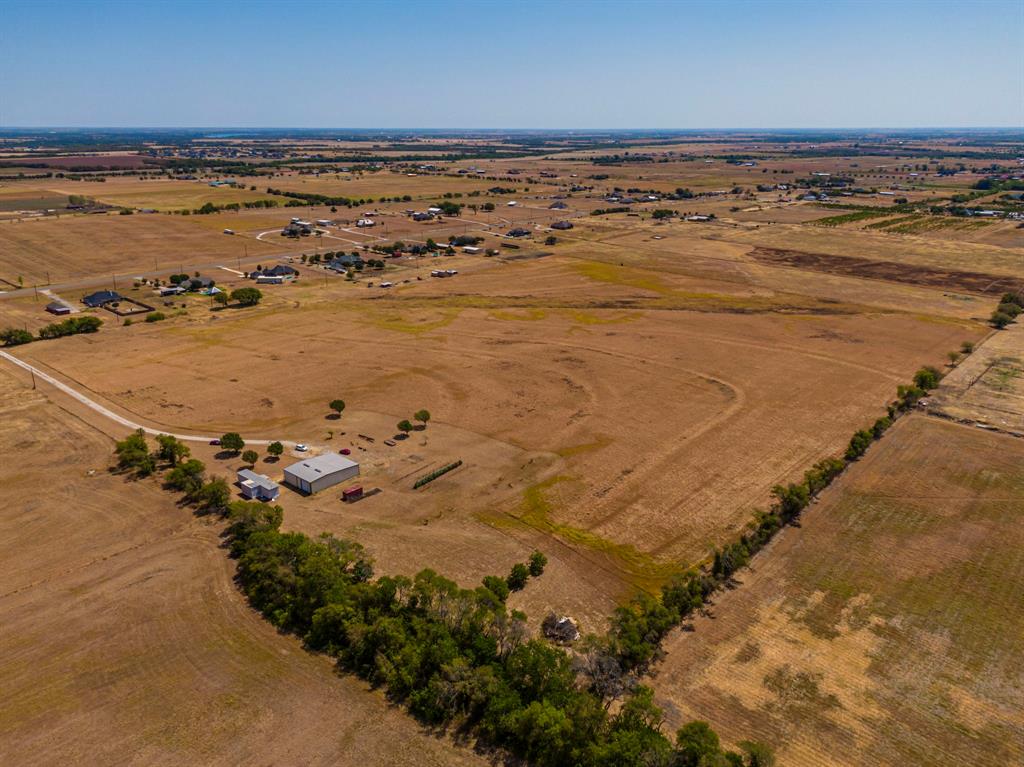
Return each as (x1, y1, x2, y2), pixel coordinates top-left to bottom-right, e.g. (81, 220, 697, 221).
(0, 138, 1020, 766)
(3, 230, 987, 604)
(0, 213, 285, 285)
(652, 415, 1024, 767)
(0, 365, 488, 767)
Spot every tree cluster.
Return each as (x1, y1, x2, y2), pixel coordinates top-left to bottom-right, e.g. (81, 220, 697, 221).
(4, 316, 103, 346)
(992, 292, 1022, 329)
(228, 514, 769, 767)
(230, 287, 262, 307)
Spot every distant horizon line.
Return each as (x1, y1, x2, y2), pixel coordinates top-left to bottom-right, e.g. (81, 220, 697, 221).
(2, 125, 1021, 133)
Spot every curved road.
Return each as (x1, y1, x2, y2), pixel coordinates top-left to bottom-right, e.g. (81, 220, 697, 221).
(1, 350, 303, 448)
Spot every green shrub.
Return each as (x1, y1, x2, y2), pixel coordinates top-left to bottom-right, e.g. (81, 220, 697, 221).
(413, 460, 462, 489)
(0, 327, 34, 346)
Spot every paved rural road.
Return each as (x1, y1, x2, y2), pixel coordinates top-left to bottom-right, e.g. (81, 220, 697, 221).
(0, 350, 300, 448)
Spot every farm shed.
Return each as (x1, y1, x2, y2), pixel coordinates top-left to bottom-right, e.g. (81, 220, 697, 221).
(550, 220, 574, 230)
(236, 469, 280, 501)
(283, 453, 359, 494)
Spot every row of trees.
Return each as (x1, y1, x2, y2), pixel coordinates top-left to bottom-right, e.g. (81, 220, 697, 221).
(590, 366, 947, 682)
(992, 291, 1022, 329)
(110, 429, 769, 766)
(229, 514, 770, 767)
(1, 315, 102, 347)
(212, 287, 262, 308)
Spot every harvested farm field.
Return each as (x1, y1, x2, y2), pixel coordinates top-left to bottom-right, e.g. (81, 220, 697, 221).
(4, 250, 986, 600)
(652, 415, 1024, 767)
(2, 118, 1022, 767)
(0, 213, 283, 285)
(748, 246, 1024, 297)
(0, 366, 487, 767)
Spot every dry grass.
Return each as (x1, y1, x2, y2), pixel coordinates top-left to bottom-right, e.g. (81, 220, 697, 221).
(0, 366, 488, 767)
(653, 415, 1024, 766)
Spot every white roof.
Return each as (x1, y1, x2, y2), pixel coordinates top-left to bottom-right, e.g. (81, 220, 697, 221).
(237, 468, 278, 491)
(283, 453, 359, 483)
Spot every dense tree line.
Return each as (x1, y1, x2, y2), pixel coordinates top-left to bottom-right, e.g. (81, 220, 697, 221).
(1, 315, 102, 347)
(230, 515, 769, 767)
(109, 430, 771, 766)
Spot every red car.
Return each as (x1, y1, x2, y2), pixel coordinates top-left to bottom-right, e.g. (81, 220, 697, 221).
(339, 448, 351, 455)
(209, 439, 220, 446)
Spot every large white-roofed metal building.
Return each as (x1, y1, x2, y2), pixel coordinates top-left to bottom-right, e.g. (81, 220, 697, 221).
(282, 453, 360, 494)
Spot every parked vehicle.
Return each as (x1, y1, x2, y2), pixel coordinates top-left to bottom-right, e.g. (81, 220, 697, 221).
(295, 443, 309, 452)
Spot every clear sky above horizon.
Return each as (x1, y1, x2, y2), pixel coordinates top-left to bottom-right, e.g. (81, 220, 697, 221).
(1, 0, 1021, 129)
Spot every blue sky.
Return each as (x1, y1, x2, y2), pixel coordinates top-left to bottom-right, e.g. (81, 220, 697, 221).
(1, 0, 1021, 128)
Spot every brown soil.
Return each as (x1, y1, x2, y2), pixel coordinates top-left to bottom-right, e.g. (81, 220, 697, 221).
(749, 246, 1024, 296)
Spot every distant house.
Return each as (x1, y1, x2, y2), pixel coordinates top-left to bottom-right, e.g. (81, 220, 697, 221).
(282, 220, 313, 236)
(506, 228, 531, 238)
(462, 246, 482, 254)
(251, 265, 297, 280)
(548, 201, 568, 209)
(550, 220, 574, 230)
(45, 301, 72, 315)
(158, 285, 186, 297)
(412, 212, 434, 221)
(327, 254, 364, 271)
(236, 468, 280, 501)
(283, 453, 360, 494)
(184, 276, 214, 292)
(82, 290, 121, 308)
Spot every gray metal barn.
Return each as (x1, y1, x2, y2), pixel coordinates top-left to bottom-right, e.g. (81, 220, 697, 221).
(282, 453, 359, 494)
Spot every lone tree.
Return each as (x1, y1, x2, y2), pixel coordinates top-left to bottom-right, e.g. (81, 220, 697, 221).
(155, 434, 190, 466)
(213, 291, 229, 307)
(414, 409, 431, 428)
(242, 449, 259, 466)
(329, 399, 346, 418)
(230, 287, 262, 306)
(397, 419, 413, 436)
(267, 441, 284, 459)
(528, 550, 548, 577)
(220, 432, 245, 453)
(507, 562, 530, 592)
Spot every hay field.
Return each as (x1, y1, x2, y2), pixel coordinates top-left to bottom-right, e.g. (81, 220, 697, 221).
(0, 366, 487, 767)
(718, 222, 1024, 278)
(0, 213, 283, 284)
(43, 177, 273, 211)
(265, 170, 536, 199)
(927, 322, 1024, 433)
(5, 246, 982, 598)
(652, 415, 1024, 767)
